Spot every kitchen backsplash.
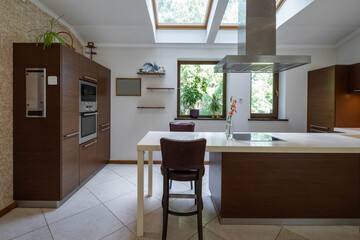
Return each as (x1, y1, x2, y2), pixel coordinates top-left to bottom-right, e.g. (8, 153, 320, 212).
(0, 0, 84, 211)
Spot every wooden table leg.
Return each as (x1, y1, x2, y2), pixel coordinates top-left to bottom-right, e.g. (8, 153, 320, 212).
(148, 151, 153, 196)
(137, 150, 144, 237)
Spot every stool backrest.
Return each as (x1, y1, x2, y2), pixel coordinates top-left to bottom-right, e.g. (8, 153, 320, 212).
(169, 122, 195, 132)
(160, 138, 206, 171)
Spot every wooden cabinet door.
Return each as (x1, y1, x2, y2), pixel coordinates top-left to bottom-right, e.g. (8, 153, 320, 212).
(307, 66, 335, 132)
(348, 63, 360, 93)
(79, 55, 98, 81)
(98, 126, 110, 167)
(80, 139, 98, 183)
(61, 46, 80, 198)
(97, 64, 111, 126)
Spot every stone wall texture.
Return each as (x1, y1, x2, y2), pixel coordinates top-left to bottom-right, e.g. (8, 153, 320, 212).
(0, 0, 84, 211)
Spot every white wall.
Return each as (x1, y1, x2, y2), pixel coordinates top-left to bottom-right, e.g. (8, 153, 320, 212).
(336, 32, 360, 64)
(94, 45, 336, 161)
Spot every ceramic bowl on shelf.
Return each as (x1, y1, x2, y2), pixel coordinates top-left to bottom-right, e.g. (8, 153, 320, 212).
(142, 62, 154, 73)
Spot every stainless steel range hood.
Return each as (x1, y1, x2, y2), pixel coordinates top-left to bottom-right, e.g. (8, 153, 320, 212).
(214, 0, 311, 73)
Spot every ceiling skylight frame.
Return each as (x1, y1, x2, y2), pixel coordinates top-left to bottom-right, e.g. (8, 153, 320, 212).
(219, 0, 286, 30)
(152, 0, 214, 29)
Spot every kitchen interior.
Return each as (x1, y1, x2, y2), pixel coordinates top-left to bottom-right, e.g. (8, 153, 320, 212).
(1, 0, 360, 240)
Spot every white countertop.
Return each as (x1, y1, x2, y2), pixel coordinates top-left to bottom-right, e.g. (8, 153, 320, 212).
(137, 131, 360, 153)
(334, 127, 360, 134)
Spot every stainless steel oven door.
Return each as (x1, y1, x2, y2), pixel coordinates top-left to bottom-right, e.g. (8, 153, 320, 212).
(79, 111, 98, 144)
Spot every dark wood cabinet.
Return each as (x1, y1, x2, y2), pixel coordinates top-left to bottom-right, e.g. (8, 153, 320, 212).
(97, 64, 111, 167)
(80, 140, 98, 183)
(307, 65, 360, 132)
(79, 54, 98, 81)
(13, 43, 111, 206)
(348, 63, 360, 93)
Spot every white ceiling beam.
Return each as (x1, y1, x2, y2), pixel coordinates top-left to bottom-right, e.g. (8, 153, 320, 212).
(144, 0, 156, 43)
(206, 0, 229, 44)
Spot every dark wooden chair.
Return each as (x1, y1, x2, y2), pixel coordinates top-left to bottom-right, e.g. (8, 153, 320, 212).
(169, 122, 195, 189)
(160, 137, 206, 240)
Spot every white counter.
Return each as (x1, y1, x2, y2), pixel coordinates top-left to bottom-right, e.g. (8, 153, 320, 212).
(334, 127, 360, 134)
(137, 131, 360, 153)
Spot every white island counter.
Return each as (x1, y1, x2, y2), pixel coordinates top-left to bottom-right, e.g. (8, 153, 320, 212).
(136, 131, 360, 236)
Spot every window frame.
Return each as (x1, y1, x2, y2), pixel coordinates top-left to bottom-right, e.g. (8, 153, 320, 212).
(250, 73, 279, 119)
(152, 0, 214, 29)
(219, 0, 286, 30)
(177, 61, 227, 119)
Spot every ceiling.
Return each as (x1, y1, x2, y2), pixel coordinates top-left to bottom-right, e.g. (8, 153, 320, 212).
(36, 0, 360, 46)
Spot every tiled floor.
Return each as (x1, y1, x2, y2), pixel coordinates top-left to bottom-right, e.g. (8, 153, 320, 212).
(1, 164, 360, 240)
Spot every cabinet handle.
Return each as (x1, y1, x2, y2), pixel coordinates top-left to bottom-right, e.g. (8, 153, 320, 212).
(82, 76, 97, 82)
(310, 125, 329, 130)
(100, 122, 110, 128)
(354, 90, 360, 92)
(310, 128, 328, 133)
(83, 140, 97, 149)
(83, 112, 98, 117)
(64, 131, 79, 139)
(100, 126, 110, 132)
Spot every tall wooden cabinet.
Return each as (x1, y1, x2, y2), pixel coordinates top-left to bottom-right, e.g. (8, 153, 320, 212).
(13, 43, 111, 206)
(307, 65, 360, 133)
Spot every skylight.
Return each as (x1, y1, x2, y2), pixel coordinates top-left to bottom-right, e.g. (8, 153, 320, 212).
(220, 0, 285, 28)
(153, 0, 213, 28)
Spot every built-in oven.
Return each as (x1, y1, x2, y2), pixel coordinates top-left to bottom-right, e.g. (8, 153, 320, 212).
(79, 80, 98, 144)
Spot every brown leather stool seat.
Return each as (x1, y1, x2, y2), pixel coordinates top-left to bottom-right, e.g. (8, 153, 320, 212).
(161, 166, 205, 181)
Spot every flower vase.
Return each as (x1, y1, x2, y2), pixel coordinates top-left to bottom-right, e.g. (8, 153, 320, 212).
(226, 115, 233, 140)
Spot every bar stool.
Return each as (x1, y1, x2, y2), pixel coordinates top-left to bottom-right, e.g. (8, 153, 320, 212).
(160, 137, 206, 240)
(169, 122, 195, 189)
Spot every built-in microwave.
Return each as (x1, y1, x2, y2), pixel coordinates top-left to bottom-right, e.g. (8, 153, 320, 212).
(79, 80, 97, 144)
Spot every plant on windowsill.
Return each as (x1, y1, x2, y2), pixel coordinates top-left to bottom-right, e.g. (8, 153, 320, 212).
(181, 76, 208, 118)
(210, 93, 222, 118)
(29, 15, 67, 50)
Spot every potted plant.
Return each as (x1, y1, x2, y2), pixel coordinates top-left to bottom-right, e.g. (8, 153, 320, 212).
(181, 76, 208, 118)
(210, 93, 222, 118)
(29, 15, 67, 50)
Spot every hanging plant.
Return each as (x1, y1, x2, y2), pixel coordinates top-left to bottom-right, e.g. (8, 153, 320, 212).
(29, 15, 67, 50)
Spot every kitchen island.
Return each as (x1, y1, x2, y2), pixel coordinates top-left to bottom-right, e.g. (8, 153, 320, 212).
(136, 131, 360, 236)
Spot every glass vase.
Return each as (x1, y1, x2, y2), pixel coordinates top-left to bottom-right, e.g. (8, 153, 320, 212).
(226, 115, 233, 140)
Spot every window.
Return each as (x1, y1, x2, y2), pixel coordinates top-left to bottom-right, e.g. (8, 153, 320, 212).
(177, 61, 226, 118)
(250, 73, 279, 118)
(152, 0, 213, 29)
(220, 0, 286, 29)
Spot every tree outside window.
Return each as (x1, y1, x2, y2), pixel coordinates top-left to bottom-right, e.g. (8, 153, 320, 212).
(250, 73, 279, 118)
(177, 61, 226, 118)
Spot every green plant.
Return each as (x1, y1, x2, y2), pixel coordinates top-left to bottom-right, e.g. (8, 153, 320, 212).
(181, 76, 208, 110)
(29, 15, 67, 50)
(210, 93, 221, 115)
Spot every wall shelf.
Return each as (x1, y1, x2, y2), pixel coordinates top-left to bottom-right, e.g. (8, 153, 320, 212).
(146, 87, 175, 91)
(137, 106, 165, 109)
(137, 72, 165, 76)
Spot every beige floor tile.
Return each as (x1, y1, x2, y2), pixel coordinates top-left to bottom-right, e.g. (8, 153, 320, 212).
(85, 167, 123, 187)
(189, 228, 225, 240)
(127, 208, 197, 240)
(124, 171, 163, 187)
(101, 227, 137, 240)
(205, 218, 281, 240)
(105, 191, 162, 225)
(11, 226, 53, 240)
(86, 177, 137, 203)
(42, 187, 101, 224)
(170, 195, 217, 227)
(283, 226, 359, 240)
(146, 179, 192, 201)
(276, 228, 309, 240)
(107, 164, 138, 177)
(49, 204, 123, 240)
(0, 208, 47, 240)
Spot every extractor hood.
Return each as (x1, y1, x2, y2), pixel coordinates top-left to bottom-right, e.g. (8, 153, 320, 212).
(214, 0, 311, 73)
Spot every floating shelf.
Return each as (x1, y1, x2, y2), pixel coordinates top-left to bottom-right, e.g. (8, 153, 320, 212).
(137, 106, 165, 109)
(146, 87, 175, 91)
(137, 72, 165, 76)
